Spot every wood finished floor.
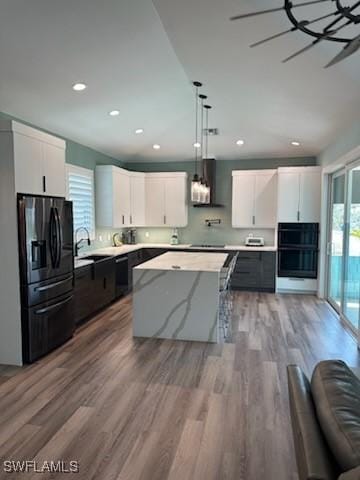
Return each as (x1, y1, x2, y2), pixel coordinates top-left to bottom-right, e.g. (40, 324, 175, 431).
(0, 292, 359, 480)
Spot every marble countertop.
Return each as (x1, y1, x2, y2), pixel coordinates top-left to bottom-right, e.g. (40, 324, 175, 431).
(74, 243, 277, 268)
(134, 251, 228, 272)
(77, 243, 276, 259)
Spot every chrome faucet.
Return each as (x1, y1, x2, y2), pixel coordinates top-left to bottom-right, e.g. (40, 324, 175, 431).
(75, 227, 91, 257)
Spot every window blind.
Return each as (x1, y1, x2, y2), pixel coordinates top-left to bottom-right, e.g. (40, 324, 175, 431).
(66, 165, 95, 238)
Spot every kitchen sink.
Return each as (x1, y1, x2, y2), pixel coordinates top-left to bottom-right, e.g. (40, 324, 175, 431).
(81, 254, 113, 262)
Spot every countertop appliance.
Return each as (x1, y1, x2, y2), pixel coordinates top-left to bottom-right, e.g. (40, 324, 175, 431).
(122, 228, 136, 245)
(17, 194, 75, 363)
(277, 223, 319, 278)
(245, 236, 265, 247)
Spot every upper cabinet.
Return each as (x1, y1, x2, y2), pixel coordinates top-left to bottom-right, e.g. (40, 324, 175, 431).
(96, 167, 187, 228)
(277, 167, 321, 223)
(96, 166, 145, 228)
(145, 173, 188, 227)
(232, 170, 277, 228)
(1, 121, 66, 197)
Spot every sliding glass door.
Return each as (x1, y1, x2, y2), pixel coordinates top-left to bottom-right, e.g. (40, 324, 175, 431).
(328, 171, 345, 310)
(327, 162, 360, 336)
(343, 165, 360, 330)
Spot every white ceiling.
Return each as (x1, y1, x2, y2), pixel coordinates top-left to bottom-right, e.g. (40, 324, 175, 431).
(0, 0, 359, 162)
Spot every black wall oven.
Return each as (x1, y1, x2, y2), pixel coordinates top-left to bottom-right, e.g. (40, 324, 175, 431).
(278, 223, 319, 279)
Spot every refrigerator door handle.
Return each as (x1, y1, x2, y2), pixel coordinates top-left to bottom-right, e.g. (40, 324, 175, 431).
(34, 295, 73, 315)
(49, 207, 58, 269)
(54, 207, 62, 268)
(34, 275, 73, 292)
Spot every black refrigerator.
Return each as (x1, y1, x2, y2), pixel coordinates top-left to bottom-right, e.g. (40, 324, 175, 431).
(18, 194, 75, 363)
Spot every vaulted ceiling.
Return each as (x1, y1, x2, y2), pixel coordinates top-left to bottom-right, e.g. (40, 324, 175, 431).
(0, 0, 359, 162)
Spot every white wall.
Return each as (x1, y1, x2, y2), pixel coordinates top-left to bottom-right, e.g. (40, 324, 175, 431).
(0, 131, 23, 365)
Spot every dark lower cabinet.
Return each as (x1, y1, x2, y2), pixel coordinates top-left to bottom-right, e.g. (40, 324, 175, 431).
(127, 249, 145, 290)
(231, 251, 276, 292)
(74, 258, 115, 325)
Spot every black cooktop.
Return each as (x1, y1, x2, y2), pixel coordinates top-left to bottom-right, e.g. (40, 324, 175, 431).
(191, 244, 225, 248)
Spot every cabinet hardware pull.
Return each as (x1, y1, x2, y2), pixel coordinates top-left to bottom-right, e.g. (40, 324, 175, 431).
(122, 215, 125, 225)
(103, 278, 107, 289)
(164, 215, 166, 224)
(297, 211, 300, 222)
(252, 215, 255, 225)
(43, 176, 46, 193)
(130, 215, 132, 224)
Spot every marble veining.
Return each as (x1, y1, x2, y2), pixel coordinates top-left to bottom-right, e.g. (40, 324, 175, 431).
(133, 252, 226, 343)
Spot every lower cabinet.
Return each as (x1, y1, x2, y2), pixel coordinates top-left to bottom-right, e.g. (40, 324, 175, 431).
(127, 250, 145, 291)
(74, 258, 116, 325)
(231, 251, 276, 292)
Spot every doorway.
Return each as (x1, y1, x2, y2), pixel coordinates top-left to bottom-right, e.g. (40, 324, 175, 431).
(327, 162, 360, 338)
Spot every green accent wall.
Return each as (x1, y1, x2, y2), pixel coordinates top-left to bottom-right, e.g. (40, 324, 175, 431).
(1, 110, 318, 246)
(125, 157, 316, 246)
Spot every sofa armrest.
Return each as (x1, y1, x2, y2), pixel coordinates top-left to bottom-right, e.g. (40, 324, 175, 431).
(338, 466, 360, 480)
(287, 365, 339, 480)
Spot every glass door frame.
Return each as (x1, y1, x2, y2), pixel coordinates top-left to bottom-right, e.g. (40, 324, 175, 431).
(326, 168, 346, 315)
(326, 159, 360, 341)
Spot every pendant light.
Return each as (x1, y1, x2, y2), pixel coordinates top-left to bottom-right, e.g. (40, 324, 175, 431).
(203, 104, 212, 204)
(198, 93, 207, 203)
(191, 81, 202, 203)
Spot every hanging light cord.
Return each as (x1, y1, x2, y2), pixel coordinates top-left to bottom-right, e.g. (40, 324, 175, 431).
(199, 94, 207, 180)
(205, 107, 209, 159)
(195, 85, 198, 176)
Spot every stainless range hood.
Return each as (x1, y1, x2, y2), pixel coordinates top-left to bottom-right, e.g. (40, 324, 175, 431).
(193, 158, 223, 208)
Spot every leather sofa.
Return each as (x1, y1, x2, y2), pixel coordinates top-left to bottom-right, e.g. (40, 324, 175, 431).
(287, 360, 360, 480)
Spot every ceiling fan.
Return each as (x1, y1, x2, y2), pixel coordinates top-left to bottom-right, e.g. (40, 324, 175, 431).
(230, 0, 360, 67)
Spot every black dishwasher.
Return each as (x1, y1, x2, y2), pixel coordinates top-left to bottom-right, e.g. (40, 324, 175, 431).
(115, 256, 129, 298)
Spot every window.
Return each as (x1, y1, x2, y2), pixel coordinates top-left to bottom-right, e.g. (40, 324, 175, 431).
(66, 164, 95, 239)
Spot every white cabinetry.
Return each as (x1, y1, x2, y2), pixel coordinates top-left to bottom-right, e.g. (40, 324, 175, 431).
(96, 168, 187, 228)
(232, 170, 277, 228)
(277, 167, 321, 223)
(9, 122, 66, 197)
(96, 166, 147, 228)
(145, 173, 188, 227)
(145, 176, 164, 226)
(130, 173, 145, 226)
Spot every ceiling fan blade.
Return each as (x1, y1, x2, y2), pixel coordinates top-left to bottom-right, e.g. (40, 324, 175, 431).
(230, 0, 331, 21)
(282, 20, 351, 63)
(325, 34, 360, 67)
(250, 28, 294, 48)
(250, 11, 337, 48)
(282, 40, 321, 63)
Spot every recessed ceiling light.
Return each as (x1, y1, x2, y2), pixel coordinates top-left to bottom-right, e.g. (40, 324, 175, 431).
(153, 144, 161, 150)
(291, 141, 300, 146)
(236, 139, 245, 146)
(193, 142, 201, 148)
(72, 83, 87, 91)
(135, 128, 144, 134)
(109, 110, 120, 116)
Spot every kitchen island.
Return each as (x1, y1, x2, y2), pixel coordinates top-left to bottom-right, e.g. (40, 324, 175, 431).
(132, 251, 228, 343)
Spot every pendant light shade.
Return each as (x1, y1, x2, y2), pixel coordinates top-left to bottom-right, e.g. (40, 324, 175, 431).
(202, 103, 212, 204)
(191, 81, 202, 203)
(198, 93, 208, 204)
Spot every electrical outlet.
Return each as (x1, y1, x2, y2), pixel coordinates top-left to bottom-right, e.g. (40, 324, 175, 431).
(145, 231, 150, 238)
